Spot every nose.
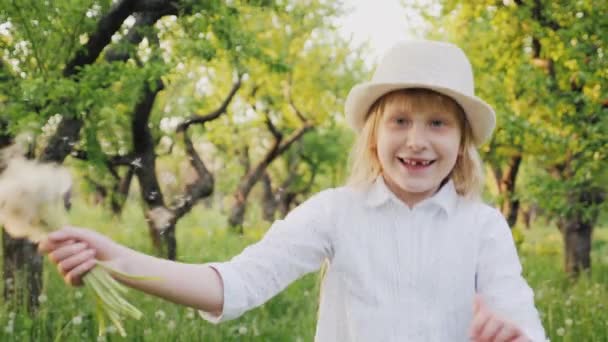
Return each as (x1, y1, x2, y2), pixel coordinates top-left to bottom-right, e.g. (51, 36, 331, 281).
(405, 123, 428, 151)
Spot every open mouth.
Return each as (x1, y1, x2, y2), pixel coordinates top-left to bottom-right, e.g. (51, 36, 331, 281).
(397, 157, 436, 169)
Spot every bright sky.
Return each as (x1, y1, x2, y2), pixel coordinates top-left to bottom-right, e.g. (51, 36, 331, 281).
(336, 0, 427, 65)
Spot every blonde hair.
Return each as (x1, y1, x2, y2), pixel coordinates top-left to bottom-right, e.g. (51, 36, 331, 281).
(346, 88, 484, 199)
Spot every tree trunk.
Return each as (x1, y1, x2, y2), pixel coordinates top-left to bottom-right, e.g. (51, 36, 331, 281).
(520, 204, 538, 229)
(559, 216, 592, 276)
(278, 192, 297, 218)
(228, 142, 280, 229)
(558, 188, 605, 276)
(228, 157, 276, 229)
(228, 124, 312, 230)
(261, 172, 277, 222)
(2, 231, 43, 311)
(131, 78, 177, 259)
(1, 129, 44, 312)
(110, 166, 135, 215)
(491, 155, 522, 228)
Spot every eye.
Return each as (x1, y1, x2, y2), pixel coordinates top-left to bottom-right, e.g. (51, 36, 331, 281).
(430, 119, 445, 127)
(394, 117, 409, 126)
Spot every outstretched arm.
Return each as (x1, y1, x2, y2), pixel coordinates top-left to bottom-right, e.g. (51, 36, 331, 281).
(39, 189, 336, 322)
(38, 227, 224, 314)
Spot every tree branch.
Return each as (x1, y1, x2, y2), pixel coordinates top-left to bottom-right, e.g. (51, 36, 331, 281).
(132, 0, 180, 13)
(276, 123, 314, 156)
(105, 9, 174, 62)
(264, 112, 283, 141)
(177, 77, 243, 131)
(63, 0, 137, 77)
(172, 130, 214, 219)
(40, 118, 83, 162)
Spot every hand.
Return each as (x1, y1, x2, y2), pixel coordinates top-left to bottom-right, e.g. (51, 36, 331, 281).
(469, 295, 530, 342)
(38, 226, 129, 286)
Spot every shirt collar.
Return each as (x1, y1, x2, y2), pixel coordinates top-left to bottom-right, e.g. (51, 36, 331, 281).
(364, 176, 458, 216)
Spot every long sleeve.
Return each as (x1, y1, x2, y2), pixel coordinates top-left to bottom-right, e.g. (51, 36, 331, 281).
(199, 189, 336, 323)
(476, 208, 546, 341)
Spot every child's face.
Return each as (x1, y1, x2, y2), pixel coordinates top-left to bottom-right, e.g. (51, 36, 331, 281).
(376, 102, 462, 206)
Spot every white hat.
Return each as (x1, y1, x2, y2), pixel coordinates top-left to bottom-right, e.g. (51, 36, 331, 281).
(345, 40, 496, 145)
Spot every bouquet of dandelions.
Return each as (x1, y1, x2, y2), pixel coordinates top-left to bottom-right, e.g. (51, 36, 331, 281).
(0, 143, 142, 337)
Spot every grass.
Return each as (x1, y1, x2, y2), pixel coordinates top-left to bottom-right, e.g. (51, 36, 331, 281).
(0, 199, 607, 341)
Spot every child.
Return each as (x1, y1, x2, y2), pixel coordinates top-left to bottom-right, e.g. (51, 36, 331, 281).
(39, 40, 546, 341)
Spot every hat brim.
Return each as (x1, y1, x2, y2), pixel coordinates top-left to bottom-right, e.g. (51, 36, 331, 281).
(345, 82, 496, 145)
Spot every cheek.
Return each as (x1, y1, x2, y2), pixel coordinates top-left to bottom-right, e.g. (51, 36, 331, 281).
(376, 133, 398, 160)
(437, 135, 462, 163)
(442, 142, 460, 167)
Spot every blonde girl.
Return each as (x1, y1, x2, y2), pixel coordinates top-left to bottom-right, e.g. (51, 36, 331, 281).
(40, 41, 545, 341)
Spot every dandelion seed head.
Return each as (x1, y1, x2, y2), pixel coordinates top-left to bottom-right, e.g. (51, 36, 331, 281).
(72, 315, 83, 325)
(556, 327, 565, 336)
(155, 309, 166, 320)
(38, 294, 47, 303)
(0, 150, 71, 242)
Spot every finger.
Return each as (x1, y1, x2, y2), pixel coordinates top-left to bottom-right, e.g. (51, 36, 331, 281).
(479, 316, 503, 341)
(47, 226, 91, 243)
(57, 249, 96, 276)
(40, 239, 76, 257)
(48, 242, 88, 264)
(65, 259, 97, 287)
(469, 308, 492, 339)
(38, 238, 75, 254)
(494, 323, 520, 342)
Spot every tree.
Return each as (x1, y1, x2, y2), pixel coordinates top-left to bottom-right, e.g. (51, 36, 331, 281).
(414, 0, 608, 275)
(261, 126, 353, 221)
(0, 0, 282, 306)
(0, 0, 369, 309)
(222, 2, 368, 231)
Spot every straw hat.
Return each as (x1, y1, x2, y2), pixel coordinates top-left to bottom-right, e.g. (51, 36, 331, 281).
(345, 40, 496, 145)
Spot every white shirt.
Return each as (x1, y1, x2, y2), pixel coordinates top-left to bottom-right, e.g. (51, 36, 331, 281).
(200, 178, 546, 341)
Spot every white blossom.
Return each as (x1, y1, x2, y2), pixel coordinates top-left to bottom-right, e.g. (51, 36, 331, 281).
(155, 309, 166, 320)
(72, 315, 83, 325)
